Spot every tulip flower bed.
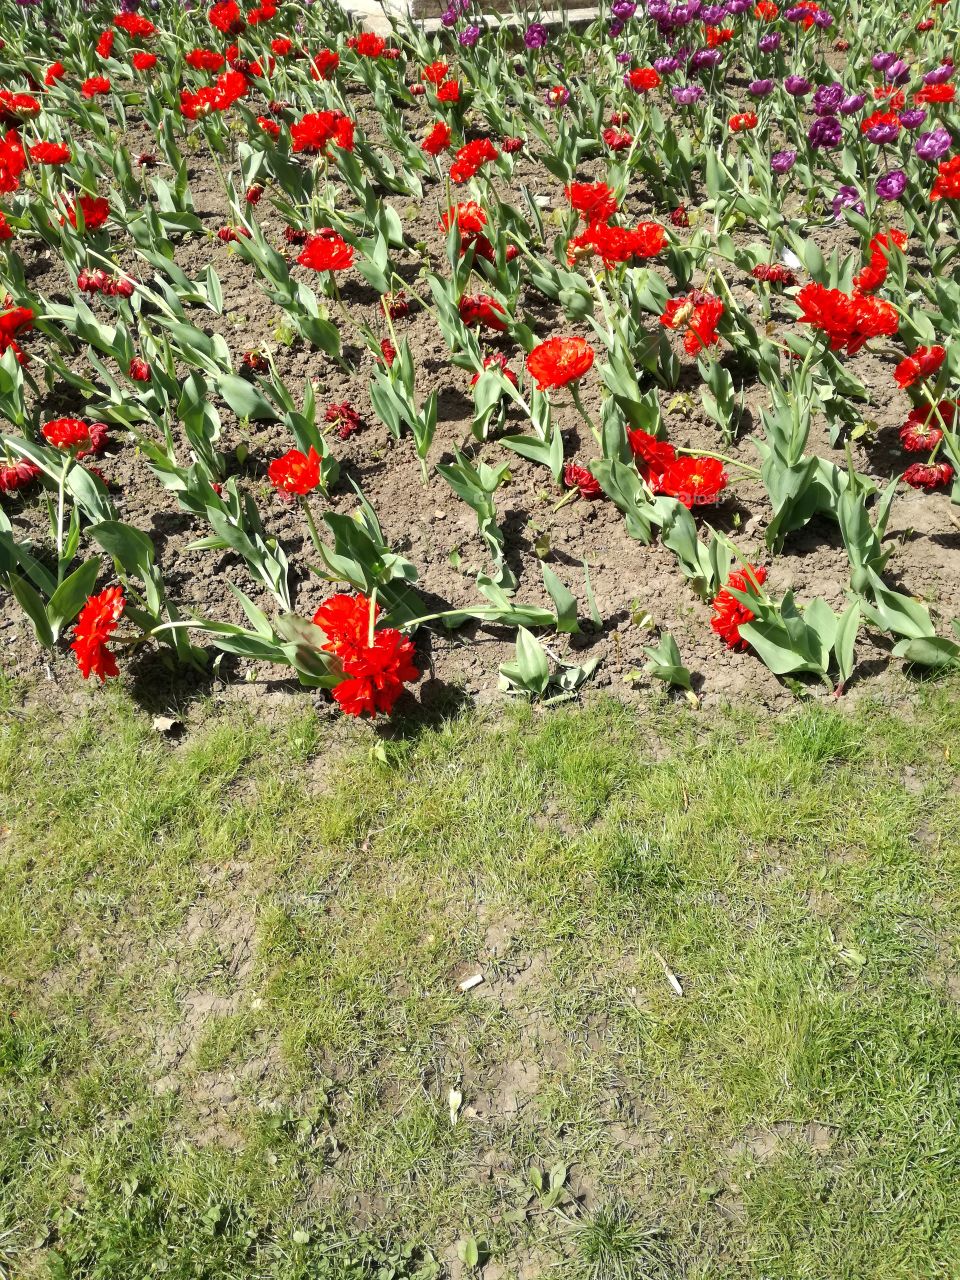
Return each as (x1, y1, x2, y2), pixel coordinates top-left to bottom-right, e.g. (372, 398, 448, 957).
(2, 0, 960, 716)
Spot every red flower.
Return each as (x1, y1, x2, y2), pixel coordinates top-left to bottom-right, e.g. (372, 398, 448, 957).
(565, 180, 618, 223)
(421, 120, 452, 155)
(96, 30, 115, 59)
(567, 221, 666, 269)
(186, 48, 225, 71)
(501, 135, 524, 153)
(422, 60, 449, 84)
(526, 336, 595, 390)
(0, 130, 26, 195)
(795, 282, 898, 354)
(903, 461, 954, 491)
(71, 586, 125, 682)
(268, 446, 322, 495)
(128, 357, 151, 382)
(436, 79, 460, 103)
(0, 458, 41, 493)
(602, 127, 633, 151)
(753, 1, 778, 17)
(931, 155, 960, 201)
(353, 32, 386, 57)
(899, 421, 943, 452)
(0, 305, 33, 363)
(657, 455, 728, 507)
(0, 211, 12, 242)
(81, 75, 112, 99)
(297, 230, 354, 272)
(132, 52, 158, 72)
(752, 263, 796, 286)
(458, 293, 509, 331)
(290, 109, 350, 154)
(729, 112, 758, 131)
(209, 1, 246, 35)
(44, 63, 66, 87)
(62, 195, 111, 232)
(470, 351, 517, 387)
(440, 201, 487, 238)
(313, 592, 419, 717)
(29, 140, 71, 165)
(380, 338, 397, 367)
(915, 82, 955, 104)
(711, 566, 767, 650)
(894, 345, 946, 389)
(706, 24, 735, 44)
(311, 49, 340, 79)
(257, 115, 280, 138)
(853, 229, 907, 293)
(627, 427, 676, 486)
(564, 463, 602, 498)
(115, 12, 156, 37)
(671, 205, 689, 227)
(0, 92, 40, 125)
(42, 418, 108, 455)
(626, 67, 661, 92)
(660, 292, 725, 355)
(450, 137, 499, 184)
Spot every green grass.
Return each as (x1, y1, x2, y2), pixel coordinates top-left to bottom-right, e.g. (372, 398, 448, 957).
(2, 682, 960, 1279)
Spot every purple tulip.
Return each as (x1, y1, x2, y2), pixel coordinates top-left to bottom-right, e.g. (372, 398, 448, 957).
(866, 121, 900, 145)
(872, 51, 896, 72)
(701, 2, 725, 20)
(916, 125, 952, 162)
(615, 49, 632, 62)
(672, 83, 705, 104)
(899, 108, 926, 130)
(523, 21, 548, 47)
(612, 0, 637, 14)
(923, 64, 953, 86)
(839, 92, 867, 116)
(813, 83, 844, 115)
(875, 169, 907, 200)
(690, 49, 722, 70)
(749, 78, 774, 97)
(459, 24, 480, 44)
(812, 9, 832, 26)
(771, 149, 797, 173)
(808, 116, 842, 150)
(654, 56, 681, 73)
(832, 185, 865, 218)
(758, 32, 781, 52)
(784, 75, 811, 97)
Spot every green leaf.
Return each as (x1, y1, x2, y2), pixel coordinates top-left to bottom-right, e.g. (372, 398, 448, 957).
(541, 564, 579, 634)
(90, 521, 156, 576)
(47, 558, 101, 641)
(217, 373, 279, 422)
(9, 575, 54, 648)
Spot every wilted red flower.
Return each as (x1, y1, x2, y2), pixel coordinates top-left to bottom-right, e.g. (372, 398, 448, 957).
(298, 230, 354, 272)
(0, 130, 26, 195)
(459, 294, 509, 332)
(627, 427, 676, 486)
(501, 135, 525, 153)
(894, 345, 946, 389)
(71, 586, 125, 682)
(382, 290, 409, 319)
(0, 305, 33, 363)
(380, 338, 397, 366)
(209, 0, 246, 35)
(670, 205, 690, 228)
(729, 112, 758, 132)
(931, 155, 960, 201)
(899, 421, 943, 452)
(796, 282, 898, 354)
(245, 183, 264, 205)
(313, 592, 419, 717)
(29, 140, 70, 165)
(526, 336, 595, 390)
(903, 461, 954, 491)
(450, 137, 498, 184)
(658, 455, 728, 507)
(564, 463, 602, 498)
(470, 351, 518, 387)
(326, 402, 362, 439)
(711, 565, 767, 649)
(241, 349, 269, 373)
(421, 120, 452, 155)
(0, 457, 41, 493)
(565, 180, 618, 223)
(217, 225, 250, 242)
(268, 446, 322, 495)
(661, 292, 725, 355)
(752, 263, 796, 286)
(602, 127, 633, 151)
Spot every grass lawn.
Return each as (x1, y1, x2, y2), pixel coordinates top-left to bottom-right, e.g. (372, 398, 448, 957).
(2, 682, 960, 1279)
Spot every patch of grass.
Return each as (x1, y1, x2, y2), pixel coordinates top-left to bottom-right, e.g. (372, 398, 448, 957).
(2, 683, 960, 1277)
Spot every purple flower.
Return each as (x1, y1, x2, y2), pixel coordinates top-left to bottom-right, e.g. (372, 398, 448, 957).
(813, 83, 844, 115)
(690, 49, 722, 71)
(832, 185, 865, 218)
(812, 9, 832, 27)
(440, 7, 457, 25)
(923, 64, 953, 86)
(771, 149, 797, 173)
(885, 60, 910, 85)
(749, 78, 775, 97)
(616, 50, 632, 63)
(609, 19, 625, 34)
(838, 92, 867, 116)
(784, 75, 811, 97)
(654, 56, 681, 73)
(866, 121, 900, 145)
(701, 3, 725, 19)
(808, 115, 842, 150)
(523, 21, 548, 48)
(545, 85, 570, 106)
(459, 23, 480, 44)
(875, 169, 907, 201)
(899, 108, 927, 130)
(612, 0, 637, 14)
(916, 125, 952, 162)
(872, 51, 896, 72)
(784, 4, 808, 19)
(727, 0, 751, 13)
(672, 83, 705, 105)
(758, 32, 781, 52)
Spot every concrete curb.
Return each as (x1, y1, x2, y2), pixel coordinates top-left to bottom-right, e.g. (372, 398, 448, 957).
(339, 0, 601, 37)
